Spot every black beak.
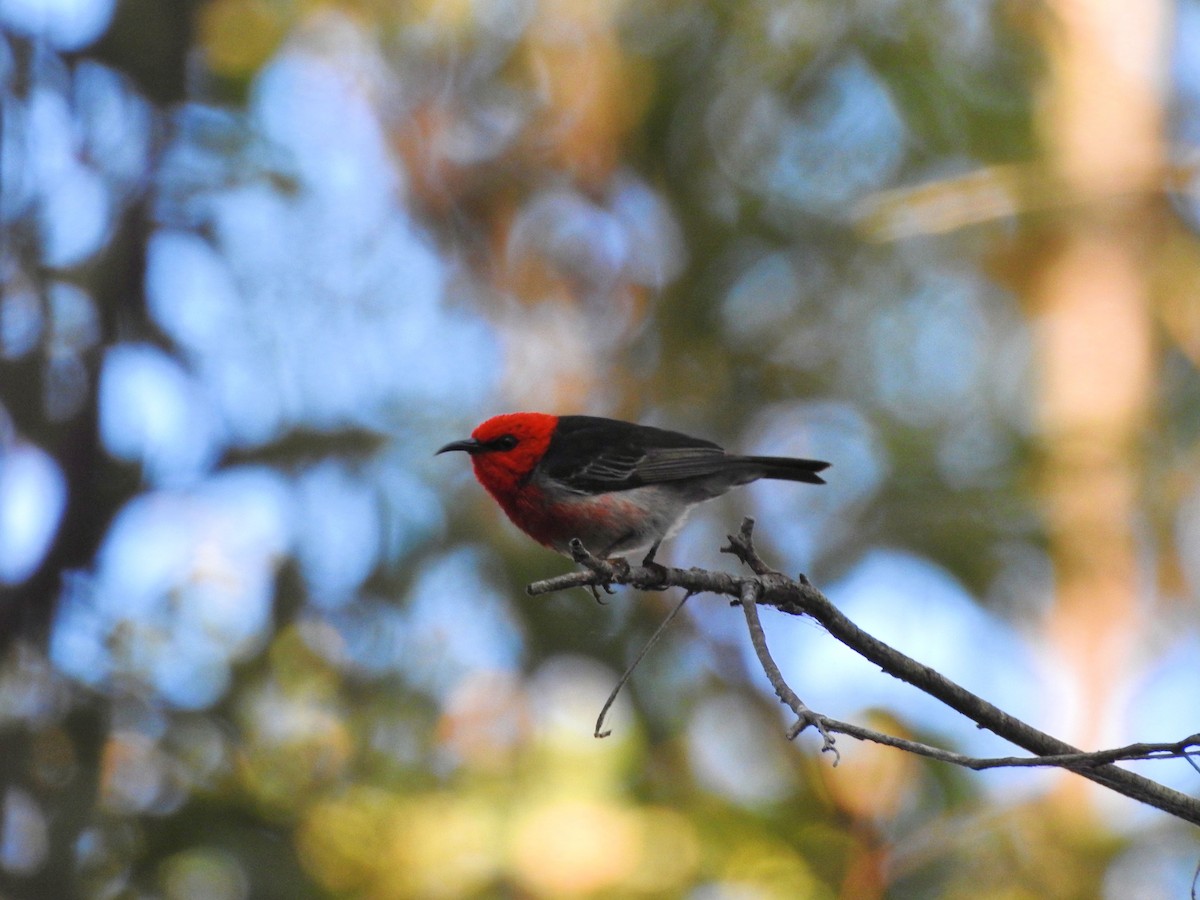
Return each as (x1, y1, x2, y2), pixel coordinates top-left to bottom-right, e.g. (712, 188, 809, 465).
(436, 438, 482, 455)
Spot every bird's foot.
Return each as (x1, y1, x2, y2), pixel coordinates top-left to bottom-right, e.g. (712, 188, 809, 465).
(639, 542, 668, 585)
(588, 557, 629, 603)
(588, 582, 615, 604)
(568, 538, 620, 601)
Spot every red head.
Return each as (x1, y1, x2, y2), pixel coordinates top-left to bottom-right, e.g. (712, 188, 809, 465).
(437, 412, 558, 501)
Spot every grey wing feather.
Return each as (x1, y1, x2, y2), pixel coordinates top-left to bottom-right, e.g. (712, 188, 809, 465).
(547, 446, 732, 493)
(631, 447, 732, 481)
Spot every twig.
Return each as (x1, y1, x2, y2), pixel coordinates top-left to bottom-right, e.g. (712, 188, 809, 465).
(738, 579, 839, 763)
(810, 720, 1200, 771)
(527, 519, 1200, 827)
(594, 590, 693, 739)
(723, 518, 776, 576)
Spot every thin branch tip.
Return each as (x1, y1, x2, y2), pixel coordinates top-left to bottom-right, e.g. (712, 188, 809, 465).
(719, 517, 754, 556)
(787, 713, 842, 766)
(720, 517, 776, 576)
(591, 590, 693, 739)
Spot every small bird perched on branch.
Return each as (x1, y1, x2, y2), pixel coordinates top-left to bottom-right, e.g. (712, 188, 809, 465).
(438, 413, 829, 565)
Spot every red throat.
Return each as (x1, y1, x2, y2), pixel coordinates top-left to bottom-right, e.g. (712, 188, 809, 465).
(468, 412, 558, 503)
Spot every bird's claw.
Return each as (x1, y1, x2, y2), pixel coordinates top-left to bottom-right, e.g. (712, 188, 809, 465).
(639, 542, 668, 585)
(588, 581, 617, 604)
(609, 557, 632, 578)
(587, 556, 629, 602)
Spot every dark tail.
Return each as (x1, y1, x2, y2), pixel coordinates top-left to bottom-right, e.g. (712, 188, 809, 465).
(736, 455, 830, 485)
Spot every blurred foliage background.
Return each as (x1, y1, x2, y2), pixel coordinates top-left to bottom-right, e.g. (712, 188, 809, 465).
(1, 0, 1199, 897)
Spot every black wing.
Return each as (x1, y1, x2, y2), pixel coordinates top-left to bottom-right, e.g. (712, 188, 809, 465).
(538, 416, 728, 493)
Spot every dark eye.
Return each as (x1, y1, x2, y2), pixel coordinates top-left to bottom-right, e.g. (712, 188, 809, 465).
(492, 434, 518, 451)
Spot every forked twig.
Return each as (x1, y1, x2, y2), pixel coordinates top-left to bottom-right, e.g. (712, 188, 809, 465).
(738, 579, 840, 763)
(527, 518, 1200, 827)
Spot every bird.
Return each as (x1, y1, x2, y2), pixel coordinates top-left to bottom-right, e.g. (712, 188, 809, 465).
(437, 413, 829, 566)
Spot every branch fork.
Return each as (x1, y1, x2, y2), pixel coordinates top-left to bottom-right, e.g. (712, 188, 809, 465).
(528, 518, 1200, 827)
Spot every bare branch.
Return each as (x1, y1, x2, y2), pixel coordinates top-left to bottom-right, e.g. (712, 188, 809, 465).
(737, 579, 838, 763)
(527, 519, 1200, 827)
(815, 720, 1200, 771)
